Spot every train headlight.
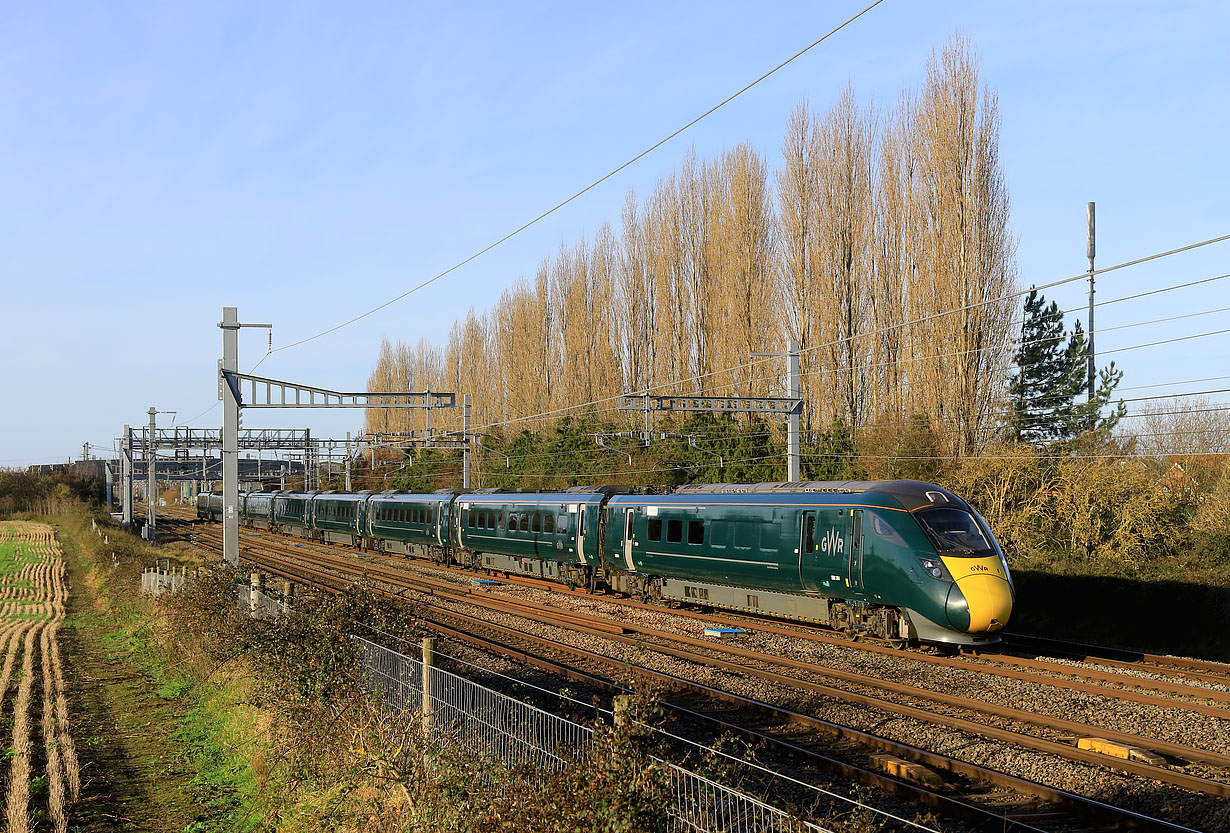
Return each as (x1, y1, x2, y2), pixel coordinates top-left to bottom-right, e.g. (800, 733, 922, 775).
(917, 558, 950, 581)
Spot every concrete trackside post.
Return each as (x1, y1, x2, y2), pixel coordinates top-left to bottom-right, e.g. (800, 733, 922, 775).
(421, 636, 437, 737)
(250, 571, 263, 616)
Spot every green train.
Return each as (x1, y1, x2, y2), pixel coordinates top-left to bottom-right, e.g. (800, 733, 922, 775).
(198, 480, 1013, 646)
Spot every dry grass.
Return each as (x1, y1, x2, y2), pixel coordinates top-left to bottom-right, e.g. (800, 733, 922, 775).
(0, 521, 77, 833)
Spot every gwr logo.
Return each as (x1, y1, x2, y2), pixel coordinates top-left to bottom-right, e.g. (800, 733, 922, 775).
(820, 527, 844, 555)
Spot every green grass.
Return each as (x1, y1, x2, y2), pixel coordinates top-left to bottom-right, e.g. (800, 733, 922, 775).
(0, 539, 42, 577)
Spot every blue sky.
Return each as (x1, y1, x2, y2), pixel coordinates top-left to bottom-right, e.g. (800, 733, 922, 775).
(2, 1, 1227, 465)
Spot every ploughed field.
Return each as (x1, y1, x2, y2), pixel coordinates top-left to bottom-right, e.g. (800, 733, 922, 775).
(0, 522, 79, 833)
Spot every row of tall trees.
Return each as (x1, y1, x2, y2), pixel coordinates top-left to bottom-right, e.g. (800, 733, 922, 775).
(367, 36, 1018, 457)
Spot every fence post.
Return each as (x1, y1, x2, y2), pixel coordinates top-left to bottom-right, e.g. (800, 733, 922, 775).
(250, 571, 263, 616)
(421, 637, 437, 738)
(283, 579, 295, 604)
(613, 695, 633, 729)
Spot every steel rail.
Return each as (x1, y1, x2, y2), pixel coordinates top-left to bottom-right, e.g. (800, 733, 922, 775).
(196, 535, 1191, 833)
(195, 529, 1230, 800)
(1005, 632, 1230, 686)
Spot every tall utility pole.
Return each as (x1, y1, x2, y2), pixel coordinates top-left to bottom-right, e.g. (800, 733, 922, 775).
(462, 394, 471, 489)
(344, 432, 352, 491)
(147, 407, 158, 540)
(221, 308, 239, 564)
(121, 425, 133, 525)
(1086, 201, 1096, 403)
(219, 307, 272, 566)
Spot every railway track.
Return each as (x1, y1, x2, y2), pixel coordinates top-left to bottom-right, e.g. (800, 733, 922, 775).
(157, 514, 1226, 831)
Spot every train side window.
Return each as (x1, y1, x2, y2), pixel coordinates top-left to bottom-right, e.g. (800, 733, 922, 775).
(487, 513, 496, 530)
(531, 513, 541, 533)
(709, 521, 728, 548)
(520, 513, 529, 532)
(666, 519, 683, 543)
(647, 518, 662, 541)
(510, 515, 520, 532)
(543, 514, 554, 533)
(687, 520, 704, 545)
(557, 514, 568, 534)
(734, 523, 755, 550)
(805, 516, 816, 552)
(870, 513, 906, 545)
(497, 513, 506, 531)
(760, 523, 779, 550)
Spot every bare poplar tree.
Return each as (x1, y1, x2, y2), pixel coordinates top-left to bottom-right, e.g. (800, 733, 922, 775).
(711, 142, 777, 395)
(776, 102, 823, 435)
(814, 85, 875, 428)
(908, 35, 1016, 456)
(870, 93, 915, 424)
(614, 191, 657, 400)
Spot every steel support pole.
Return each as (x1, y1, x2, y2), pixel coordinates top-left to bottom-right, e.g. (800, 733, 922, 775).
(121, 425, 133, 525)
(147, 406, 158, 541)
(221, 306, 240, 566)
(345, 431, 352, 491)
(462, 394, 471, 490)
(1086, 201, 1096, 405)
(788, 338, 801, 482)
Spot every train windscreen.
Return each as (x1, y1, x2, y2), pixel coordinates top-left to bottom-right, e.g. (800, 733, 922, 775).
(914, 508, 993, 557)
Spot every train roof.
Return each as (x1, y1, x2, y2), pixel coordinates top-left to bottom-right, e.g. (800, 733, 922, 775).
(665, 480, 966, 512)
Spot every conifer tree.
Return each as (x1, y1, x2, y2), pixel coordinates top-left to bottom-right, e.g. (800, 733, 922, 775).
(1059, 320, 1127, 443)
(1008, 289, 1069, 443)
(1009, 290, 1126, 446)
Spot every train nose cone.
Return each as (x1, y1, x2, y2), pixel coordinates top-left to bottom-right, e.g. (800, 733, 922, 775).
(946, 574, 1013, 633)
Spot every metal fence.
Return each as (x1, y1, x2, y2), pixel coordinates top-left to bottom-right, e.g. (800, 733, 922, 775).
(353, 636, 830, 833)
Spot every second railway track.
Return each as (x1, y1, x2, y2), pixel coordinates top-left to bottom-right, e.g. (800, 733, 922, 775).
(157, 512, 1229, 831)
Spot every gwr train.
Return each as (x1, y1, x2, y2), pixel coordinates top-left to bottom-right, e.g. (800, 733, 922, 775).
(197, 480, 1014, 646)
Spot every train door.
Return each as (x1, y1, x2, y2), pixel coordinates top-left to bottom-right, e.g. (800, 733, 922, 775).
(434, 503, 443, 546)
(799, 510, 821, 590)
(849, 510, 865, 594)
(622, 508, 637, 571)
(802, 509, 850, 592)
(577, 507, 587, 564)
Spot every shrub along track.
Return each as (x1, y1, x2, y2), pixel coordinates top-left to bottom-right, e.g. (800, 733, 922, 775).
(172, 518, 1225, 832)
(0, 521, 79, 833)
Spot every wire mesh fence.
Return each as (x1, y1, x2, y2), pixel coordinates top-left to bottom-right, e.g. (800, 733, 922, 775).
(353, 636, 831, 833)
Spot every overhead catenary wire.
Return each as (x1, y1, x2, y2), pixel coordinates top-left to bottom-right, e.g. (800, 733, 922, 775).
(257, 1, 887, 358)
(170, 238, 1230, 478)
(463, 233, 1230, 436)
